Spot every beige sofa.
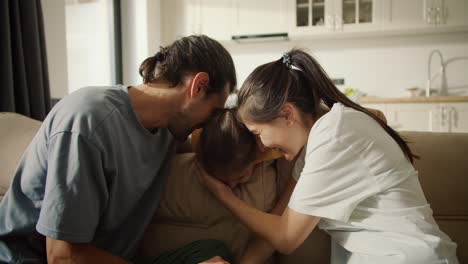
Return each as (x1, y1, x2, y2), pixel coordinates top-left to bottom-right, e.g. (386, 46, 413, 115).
(1, 112, 467, 263)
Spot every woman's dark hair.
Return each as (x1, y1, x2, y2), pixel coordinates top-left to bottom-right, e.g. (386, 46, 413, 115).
(237, 49, 417, 163)
(197, 108, 257, 180)
(139, 35, 237, 94)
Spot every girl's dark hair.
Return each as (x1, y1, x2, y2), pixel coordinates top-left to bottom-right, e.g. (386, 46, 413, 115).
(237, 49, 417, 163)
(139, 35, 237, 94)
(197, 108, 257, 180)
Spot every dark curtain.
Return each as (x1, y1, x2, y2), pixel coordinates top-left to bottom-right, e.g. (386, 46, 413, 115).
(0, 0, 51, 121)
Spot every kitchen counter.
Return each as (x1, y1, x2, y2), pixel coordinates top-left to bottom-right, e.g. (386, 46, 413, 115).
(360, 96, 468, 104)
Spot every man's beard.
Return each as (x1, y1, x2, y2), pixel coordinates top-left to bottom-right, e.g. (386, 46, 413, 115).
(168, 112, 196, 141)
(169, 126, 192, 141)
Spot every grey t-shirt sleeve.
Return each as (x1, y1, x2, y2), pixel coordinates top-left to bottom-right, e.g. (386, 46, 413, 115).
(36, 132, 108, 243)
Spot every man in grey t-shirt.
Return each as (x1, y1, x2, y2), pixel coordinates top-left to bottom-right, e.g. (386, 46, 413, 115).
(0, 35, 236, 263)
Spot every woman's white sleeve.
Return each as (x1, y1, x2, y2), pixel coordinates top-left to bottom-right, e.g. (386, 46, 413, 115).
(288, 134, 380, 222)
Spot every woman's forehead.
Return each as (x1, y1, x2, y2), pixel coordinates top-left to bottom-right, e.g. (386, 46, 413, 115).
(244, 119, 278, 132)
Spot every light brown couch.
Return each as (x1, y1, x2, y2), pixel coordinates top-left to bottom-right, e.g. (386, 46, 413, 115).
(1, 112, 467, 263)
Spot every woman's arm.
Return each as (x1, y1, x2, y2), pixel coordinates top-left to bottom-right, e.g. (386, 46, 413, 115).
(241, 177, 297, 263)
(197, 165, 320, 255)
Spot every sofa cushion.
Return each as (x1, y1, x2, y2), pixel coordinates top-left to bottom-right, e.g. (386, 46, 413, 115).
(276, 228, 331, 264)
(0, 113, 41, 200)
(141, 153, 278, 261)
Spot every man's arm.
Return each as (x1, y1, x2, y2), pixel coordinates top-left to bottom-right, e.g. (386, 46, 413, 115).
(46, 238, 128, 264)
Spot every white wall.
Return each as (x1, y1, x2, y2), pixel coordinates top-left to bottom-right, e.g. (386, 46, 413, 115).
(147, 0, 163, 55)
(226, 32, 468, 97)
(121, 0, 162, 85)
(42, 0, 468, 98)
(42, 0, 162, 96)
(65, 0, 113, 93)
(42, 0, 68, 98)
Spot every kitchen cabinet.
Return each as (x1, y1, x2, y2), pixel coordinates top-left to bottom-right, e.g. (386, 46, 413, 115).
(289, 0, 382, 37)
(289, 0, 468, 39)
(161, 0, 233, 43)
(442, 0, 468, 28)
(442, 102, 468, 133)
(380, 0, 429, 31)
(163, 0, 289, 42)
(199, 0, 234, 41)
(161, 0, 468, 44)
(232, 0, 289, 36)
(386, 103, 441, 132)
(381, 0, 468, 31)
(361, 101, 468, 132)
(290, 0, 334, 35)
(336, 0, 382, 32)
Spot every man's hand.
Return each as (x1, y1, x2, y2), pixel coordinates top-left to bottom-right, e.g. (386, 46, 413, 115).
(46, 237, 128, 264)
(198, 256, 230, 264)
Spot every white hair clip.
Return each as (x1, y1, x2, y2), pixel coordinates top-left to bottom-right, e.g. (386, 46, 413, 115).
(282, 52, 301, 72)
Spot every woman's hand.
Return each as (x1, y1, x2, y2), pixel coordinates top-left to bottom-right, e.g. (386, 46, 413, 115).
(195, 161, 233, 200)
(367, 108, 387, 124)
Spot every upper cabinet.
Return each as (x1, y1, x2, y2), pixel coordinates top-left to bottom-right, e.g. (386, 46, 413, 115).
(161, 0, 233, 43)
(161, 0, 468, 44)
(443, 0, 468, 28)
(380, 0, 430, 30)
(291, 0, 334, 34)
(199, 0, 234, 41)
(289, 0, 468, 39)
(290, 0, 383, 37)
(337, 0, 381, 32)
(232, 0, 289, 36)
(381, 0, 468, 32)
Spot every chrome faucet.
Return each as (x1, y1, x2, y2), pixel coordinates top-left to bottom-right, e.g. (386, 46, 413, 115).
(426, 49, 448, 97)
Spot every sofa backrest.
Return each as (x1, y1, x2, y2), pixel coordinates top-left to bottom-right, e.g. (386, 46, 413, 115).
(401, 131, 468, 263)
(0, 113, 41, 200)
(1, 113, 466, 263)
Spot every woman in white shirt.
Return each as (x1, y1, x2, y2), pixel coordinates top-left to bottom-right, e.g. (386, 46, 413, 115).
(198, 49, 458, 264)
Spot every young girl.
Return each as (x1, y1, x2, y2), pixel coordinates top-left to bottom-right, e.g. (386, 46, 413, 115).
(193, 108, 281, 189)
(198, 49, 458, 264)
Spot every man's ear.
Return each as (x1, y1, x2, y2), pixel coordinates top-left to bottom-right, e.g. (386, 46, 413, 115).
(189, 72, 210, 98)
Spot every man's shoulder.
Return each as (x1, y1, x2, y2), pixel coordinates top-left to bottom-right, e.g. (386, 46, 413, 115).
(62, 86, 127, 112)
(44, 86, 130, 138)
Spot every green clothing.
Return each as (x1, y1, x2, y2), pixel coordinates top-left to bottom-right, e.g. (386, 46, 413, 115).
(144, 240, 234, 264)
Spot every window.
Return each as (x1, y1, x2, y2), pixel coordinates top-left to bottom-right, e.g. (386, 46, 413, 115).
(65, 0, 121, 93)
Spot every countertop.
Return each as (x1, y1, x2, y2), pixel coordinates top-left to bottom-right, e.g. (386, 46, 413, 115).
(360, 96, 468, 104)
